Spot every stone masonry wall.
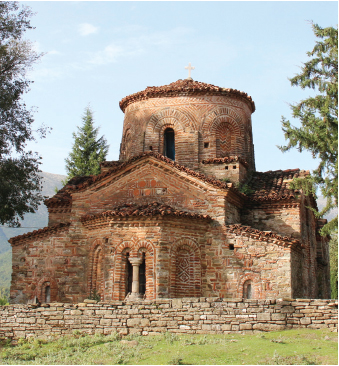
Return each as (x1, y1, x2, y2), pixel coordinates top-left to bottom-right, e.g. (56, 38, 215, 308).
(0, 298, 337, 340)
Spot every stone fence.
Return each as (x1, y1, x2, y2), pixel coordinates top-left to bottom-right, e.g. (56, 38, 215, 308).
(0, 298, 337, 340)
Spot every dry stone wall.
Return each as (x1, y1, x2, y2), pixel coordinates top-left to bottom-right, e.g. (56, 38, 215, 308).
(1, 298, 337, 340)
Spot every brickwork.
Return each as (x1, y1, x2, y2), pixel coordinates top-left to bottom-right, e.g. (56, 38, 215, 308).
(120, 90, 255, 172)
(0, 299, 337, 340)
(9, 78, 331, 305)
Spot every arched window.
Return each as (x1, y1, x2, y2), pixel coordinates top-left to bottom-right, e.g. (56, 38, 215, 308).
(90, 245, 103, 299)
(45, 286, 51, 303)
(40, 281, 51, 303)
(164, 128, 175, 160)
(243, 280, 252, 299)
(139, 253, 146, 295)
(126, 252, 133, 296)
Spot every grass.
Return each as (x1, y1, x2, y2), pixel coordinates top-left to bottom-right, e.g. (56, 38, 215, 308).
(0, 328, 337, 365)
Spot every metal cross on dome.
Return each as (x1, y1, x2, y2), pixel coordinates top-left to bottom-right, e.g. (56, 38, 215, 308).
(185, 62, 195, 79)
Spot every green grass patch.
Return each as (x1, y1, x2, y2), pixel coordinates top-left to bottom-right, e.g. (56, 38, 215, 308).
(0, 328, 337, 365)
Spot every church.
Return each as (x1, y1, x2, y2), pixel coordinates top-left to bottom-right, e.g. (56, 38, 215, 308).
(9, 75, 330, 304)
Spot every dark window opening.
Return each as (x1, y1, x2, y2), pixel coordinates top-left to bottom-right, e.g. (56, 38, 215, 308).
(149, 146, 153, 151)
(225, 166, 229, 170)
(229, 244, 234, 250)
(233, 165, 237, 170)
(244, 281, 252, 299)
(139, 253, 146, 295)
(164, 128, 175, 160)
(45, 286, 51, 303)
(126, 253, 133, 295)
(204, 142, 209, 148)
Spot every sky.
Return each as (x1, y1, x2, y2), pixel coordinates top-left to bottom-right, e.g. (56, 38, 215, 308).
(21, 0, 338, 176)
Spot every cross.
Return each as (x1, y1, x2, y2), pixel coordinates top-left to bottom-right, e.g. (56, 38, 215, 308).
(185, 62, 195, 79)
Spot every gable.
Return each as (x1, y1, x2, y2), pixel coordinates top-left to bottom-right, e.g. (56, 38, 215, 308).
(72, 159, 225, 217)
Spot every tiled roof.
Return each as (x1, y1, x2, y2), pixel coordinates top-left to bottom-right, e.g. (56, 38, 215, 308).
(8, 223, 71, 245)
(46, 152, 238, 207)
(246, 169, 310, 202)
(202, 156, 249, 167)
(119, 79, 255, 112)
(225, 224, 302, 248)
(100, 160, 122, 168)
(81, 202, 211, 223)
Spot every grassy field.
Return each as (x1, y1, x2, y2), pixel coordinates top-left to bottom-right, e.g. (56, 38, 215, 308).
(0, 328, 337, 365)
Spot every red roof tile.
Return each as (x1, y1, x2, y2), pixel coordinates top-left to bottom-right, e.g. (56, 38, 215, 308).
(202, 156, 249, 167)
(119, 79, 255, 112)
(81, 202, 211, 223)
(8, 223, 71, 245)
(246, 169, 310, 202)
(225, 224, 302, 248)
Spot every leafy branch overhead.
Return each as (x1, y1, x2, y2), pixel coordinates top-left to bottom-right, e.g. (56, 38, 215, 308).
(0, 1, 48, 227)
(279, 23, 338, 235)
(64, 107, 109, 183)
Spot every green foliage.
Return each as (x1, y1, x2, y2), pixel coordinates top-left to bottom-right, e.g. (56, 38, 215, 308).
(238, 184, 254, 195)
(0, 250, 11, 289)
(0, 285, 9, 305)
(64, 106, 109, 182)
(329, 232, 338, 299)
(279, 23, 338, 235)
(0, 2, 48, 227)
(220, 177, 231, 183)
(87, 289, 101, 302)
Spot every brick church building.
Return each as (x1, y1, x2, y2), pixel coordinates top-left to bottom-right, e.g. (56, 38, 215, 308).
(9, 78, 330, 304)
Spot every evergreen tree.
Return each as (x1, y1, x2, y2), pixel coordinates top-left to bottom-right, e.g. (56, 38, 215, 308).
(280, 23, 338, 235)
(329, 233, 338, 298)
(64, 107, 109, 181)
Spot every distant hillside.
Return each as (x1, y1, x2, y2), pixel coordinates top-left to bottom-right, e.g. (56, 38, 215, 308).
(0, 172, 66, 253)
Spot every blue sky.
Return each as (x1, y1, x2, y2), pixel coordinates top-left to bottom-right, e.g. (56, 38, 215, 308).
(22, 1, 338, 176)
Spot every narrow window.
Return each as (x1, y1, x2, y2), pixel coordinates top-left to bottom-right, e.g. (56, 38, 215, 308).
(233, 165, 237, 170)
(225, 166, 229, 170)
(243, 280, 252, 299)
(204, 142, 209, 148)
(149, 146, 153, 151)
(229, 244, 234, 250)
(164, 128, 175, 160)
(126, 253, 133, 296)
(139, 253, 146, 295)
(45, 286, 51, 303)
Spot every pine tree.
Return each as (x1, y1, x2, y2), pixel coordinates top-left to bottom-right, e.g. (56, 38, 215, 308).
(64, 107, 109, 181)
(280, 23, 338, 235)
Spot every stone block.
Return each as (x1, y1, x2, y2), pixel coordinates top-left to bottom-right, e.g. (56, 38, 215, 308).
(100, 319, 112, 326)
(221, 324, 231, 331)
(271, 313, 286, 321)
(172, 299, 182, 309)
(257, 313, 271, 321)
(239, 324, 252, 330)
(253, 323, 286, 331)
(280, 306, 295, 313)
(70, 310, 82, 316)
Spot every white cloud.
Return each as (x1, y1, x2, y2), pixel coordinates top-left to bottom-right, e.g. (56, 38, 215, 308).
(78, 23, 99, 36)
(88, 44, 140, 65)
(88, 26, 193, 65)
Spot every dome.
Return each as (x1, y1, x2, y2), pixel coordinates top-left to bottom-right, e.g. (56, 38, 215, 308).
(119, 79, 255, 113)
(119, 78, 256, 173)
